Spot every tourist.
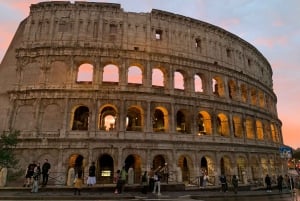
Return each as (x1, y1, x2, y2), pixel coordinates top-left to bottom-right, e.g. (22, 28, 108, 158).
(74, 166, 83, 195)
(231, 175, 238, 194)
(87, 162, 96, 186)
(31, 164, 40, 193)
(42, 159, 51, 186)
(152, 171, 162, 196)
(265, 174, 272, 192)
(219, 174, 227, 192)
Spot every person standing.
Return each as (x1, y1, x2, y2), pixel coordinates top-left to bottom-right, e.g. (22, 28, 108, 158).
(220, 174, 227, 192)
(203, 171, 209, 188)
(31, 165, 40, 193)
(148, 168, 155, 192)
(42, 159, 51, 186)
(231, 175, 238, 194)
(277, 175, 283, 192)
(128, 166, 134, 185)
(87, 162, 96, 186)
(152, 171, 161, 196)
(74, 166, 83, 195)
(265, 174, 272, 192)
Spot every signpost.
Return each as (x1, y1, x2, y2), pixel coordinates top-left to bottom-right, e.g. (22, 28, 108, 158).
(279, 146, 294, 193)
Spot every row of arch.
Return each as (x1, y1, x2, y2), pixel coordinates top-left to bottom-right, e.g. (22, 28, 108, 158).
(74, 63, 274, 112)
(65, 152, 280, 185)
(70, 104, 280, 143)
(19, 60, 276, 116)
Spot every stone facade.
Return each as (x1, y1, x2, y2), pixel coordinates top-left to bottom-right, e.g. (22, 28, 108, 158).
(0, 1, 285, 186)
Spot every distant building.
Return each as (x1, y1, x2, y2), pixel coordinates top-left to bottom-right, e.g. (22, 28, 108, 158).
(0, 1, 286, 185)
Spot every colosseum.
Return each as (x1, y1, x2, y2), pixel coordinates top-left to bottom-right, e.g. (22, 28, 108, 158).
(0, 1, 285, 186)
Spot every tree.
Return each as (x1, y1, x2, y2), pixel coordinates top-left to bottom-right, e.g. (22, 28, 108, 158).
(0, 130, 19, 168)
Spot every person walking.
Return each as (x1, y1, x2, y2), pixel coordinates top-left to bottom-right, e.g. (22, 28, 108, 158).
(152, 171, 161, 196)
(265, 174, 272, 192)
(231, 175, 238, 194)
(74, 166, 83, 195)
(24, 161, 36, 187)
(42, 159, 51, 186)
(87, 162, 96, 186)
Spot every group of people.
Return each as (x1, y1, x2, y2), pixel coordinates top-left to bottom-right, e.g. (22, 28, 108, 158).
(265, 174, 295, 193)
(23, 159, 51, 193)
(113, 163, 169, 196)
(218, 174, 239, 194)
(73, 161, 97, 196)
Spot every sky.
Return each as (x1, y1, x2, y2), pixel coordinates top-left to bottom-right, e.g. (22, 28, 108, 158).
(0, 0, 299, 149)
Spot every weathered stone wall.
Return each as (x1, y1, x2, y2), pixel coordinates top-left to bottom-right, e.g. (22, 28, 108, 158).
(0, 1, 284, 186)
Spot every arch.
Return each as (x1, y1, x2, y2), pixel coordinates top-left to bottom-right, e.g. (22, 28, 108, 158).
(240, 83, 248, 103)
(71, 105, 89, 130)
(178, 155, 193, 183)
(270, 123, 277, 142)
(258, 90, 265, 108)
(68, 154, 84, 168)
(176, 110, 190, 133)
(98, 105, 118, 131)
(124, 154, 142, 184)
(126, 106, 143, 131)
(250, 156, 260, 181)
(152, 68, 164, 87)
(217, 113, 230, 136)
(98, 154, 114, 184)
(103, 64, 119, 83)
(256, 120, 264, 140)
(250, 87, 257, 105)
(212, 76, 225, 97)
(128, 65, 142, 84)
(194, 74, 203, 92)
(41, 104, 62, 131)
(236, 156, 247, 184)
(228, 79, 237, 100)
(233, 115, 243, 138)
(174, 71, 184, 90)
(220, 156, 231, 177)
(77, 63, 93, 82)
(197, 111, 212, 135)
(245, 117, 255, 139)
(260, 157, 268, 177)
(153, 107, 168, 132)
(152, 155, 166, 170)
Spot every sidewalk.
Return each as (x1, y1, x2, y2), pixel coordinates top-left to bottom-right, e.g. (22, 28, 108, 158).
(0, 184, 297, 200)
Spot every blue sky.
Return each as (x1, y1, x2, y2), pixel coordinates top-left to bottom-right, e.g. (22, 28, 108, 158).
(0, 0, 299, 148)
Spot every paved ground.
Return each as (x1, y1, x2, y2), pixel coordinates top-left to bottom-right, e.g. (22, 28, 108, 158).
(0, 185, 298, 200)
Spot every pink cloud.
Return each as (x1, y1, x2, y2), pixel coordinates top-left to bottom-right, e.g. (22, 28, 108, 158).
(253, 36, 288, 48)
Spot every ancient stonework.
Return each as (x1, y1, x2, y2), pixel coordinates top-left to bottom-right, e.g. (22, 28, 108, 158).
(0, 1, 285, 186)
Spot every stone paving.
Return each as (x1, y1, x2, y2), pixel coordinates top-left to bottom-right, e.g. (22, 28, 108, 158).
(0, 185, 298, 200)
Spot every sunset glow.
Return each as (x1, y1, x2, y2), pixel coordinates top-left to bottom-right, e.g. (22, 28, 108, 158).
(0, 0, 299, 149)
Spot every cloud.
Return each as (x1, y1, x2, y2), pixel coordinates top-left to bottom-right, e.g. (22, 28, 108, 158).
(253, 36, 288, 48)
